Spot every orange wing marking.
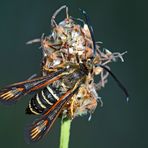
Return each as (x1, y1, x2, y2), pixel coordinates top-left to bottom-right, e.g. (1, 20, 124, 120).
(0, 88, 24, 100)
(31, 120, 48, 139)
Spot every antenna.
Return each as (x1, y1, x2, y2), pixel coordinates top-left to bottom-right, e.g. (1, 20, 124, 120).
(98, 64, 129, 102)
(79, 9, 96, 55)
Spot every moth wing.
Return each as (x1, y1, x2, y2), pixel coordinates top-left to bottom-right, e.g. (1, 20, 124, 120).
(0, 69, 65, 105)
(26, 85, 80, 143)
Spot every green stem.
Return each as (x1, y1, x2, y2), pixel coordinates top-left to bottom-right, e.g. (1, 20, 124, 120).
(59, 118, 72, 148)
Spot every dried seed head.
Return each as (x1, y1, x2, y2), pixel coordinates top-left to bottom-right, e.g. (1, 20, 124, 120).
(27, 5, 128, 119)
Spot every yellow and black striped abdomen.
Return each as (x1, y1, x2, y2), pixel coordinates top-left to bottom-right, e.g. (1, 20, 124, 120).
(26, 69, 85, 115)
(26, 85, 60, 115)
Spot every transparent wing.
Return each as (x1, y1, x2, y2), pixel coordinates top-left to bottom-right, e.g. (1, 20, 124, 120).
(25, 83, 80, 143)
(0, 68, 66, 105)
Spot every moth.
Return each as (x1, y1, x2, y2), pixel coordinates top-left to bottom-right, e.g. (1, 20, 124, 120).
(0, 5, 129, 143)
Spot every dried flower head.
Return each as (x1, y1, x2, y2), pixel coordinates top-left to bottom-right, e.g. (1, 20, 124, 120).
(0, 5, 129, 143)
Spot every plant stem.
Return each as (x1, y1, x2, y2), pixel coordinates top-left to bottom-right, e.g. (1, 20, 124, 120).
(59, 118, 72, 148)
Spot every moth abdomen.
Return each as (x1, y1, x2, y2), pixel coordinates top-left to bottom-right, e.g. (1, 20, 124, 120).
(26, 85, 60, 115)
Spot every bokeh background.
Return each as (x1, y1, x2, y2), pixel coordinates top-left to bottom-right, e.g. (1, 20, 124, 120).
(0, 0, 147, 148)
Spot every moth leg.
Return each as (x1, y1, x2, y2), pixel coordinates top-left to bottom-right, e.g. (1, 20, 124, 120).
(70, 95, 76, 118)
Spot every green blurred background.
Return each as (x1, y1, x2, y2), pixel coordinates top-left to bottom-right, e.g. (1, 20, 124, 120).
(0, 0, 147, 148)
